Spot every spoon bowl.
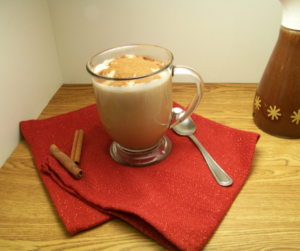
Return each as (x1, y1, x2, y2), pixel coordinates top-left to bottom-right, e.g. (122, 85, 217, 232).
(172, 108, 233, 186)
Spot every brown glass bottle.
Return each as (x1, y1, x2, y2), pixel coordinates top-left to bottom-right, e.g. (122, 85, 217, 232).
(253, 25, 300, 138)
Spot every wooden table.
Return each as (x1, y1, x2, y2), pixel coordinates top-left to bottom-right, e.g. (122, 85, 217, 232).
(1, 83, 300, 250)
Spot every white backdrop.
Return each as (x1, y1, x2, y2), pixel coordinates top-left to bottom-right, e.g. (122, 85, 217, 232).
(49, 0, 282, 83)
(0, 0, 62, 168)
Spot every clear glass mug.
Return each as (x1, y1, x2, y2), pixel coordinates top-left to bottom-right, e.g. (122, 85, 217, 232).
(86, 44, 204, 166)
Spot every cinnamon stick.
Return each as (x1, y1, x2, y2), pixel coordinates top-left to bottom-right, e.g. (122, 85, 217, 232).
(49, 144, 83, 180)
(70, 130, 79, 161)
(74, 129, 84, 165)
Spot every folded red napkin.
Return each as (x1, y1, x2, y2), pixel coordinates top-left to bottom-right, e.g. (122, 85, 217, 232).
(20, 102, 259, 251)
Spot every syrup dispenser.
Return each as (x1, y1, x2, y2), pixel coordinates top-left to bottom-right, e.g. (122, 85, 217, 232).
(253, 0, 300, 138)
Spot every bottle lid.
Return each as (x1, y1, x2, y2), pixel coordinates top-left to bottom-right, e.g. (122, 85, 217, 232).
(279, 0, 300, 30)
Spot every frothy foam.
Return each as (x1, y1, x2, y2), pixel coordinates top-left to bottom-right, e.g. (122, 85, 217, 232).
(93, 70, 171, 93)
(94, 55, 166, 86)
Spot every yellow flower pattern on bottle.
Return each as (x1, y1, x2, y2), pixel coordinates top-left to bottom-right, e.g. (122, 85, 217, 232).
(267, 106, 281, 120)
(291, 110, 300, 124)
(254, 96, 261, 110)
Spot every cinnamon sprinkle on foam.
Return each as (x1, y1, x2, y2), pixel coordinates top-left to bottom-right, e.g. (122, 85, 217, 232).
(97, 55, 166, 86)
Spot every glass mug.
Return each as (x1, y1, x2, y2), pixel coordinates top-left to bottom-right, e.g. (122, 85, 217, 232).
(86, 44, 204, 166)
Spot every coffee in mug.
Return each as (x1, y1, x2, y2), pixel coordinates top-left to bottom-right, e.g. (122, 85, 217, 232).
(87, 44, 204, 166)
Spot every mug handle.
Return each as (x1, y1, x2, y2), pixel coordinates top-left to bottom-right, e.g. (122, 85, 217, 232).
(169, 65, 205, 129)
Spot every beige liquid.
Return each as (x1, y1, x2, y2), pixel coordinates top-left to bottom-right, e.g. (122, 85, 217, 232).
(92, 55, 173, 150)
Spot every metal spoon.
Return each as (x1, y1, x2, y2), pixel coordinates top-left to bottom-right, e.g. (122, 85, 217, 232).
(172, 108, 233, 186)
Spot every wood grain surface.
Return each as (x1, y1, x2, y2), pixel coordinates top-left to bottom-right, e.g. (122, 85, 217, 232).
(1, 83, 300, 251)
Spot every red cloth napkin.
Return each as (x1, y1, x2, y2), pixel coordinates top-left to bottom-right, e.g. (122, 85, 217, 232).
(20, 102, 259, 251)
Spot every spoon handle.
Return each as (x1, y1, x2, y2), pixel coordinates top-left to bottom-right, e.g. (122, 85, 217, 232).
(189, 135, 233, 186)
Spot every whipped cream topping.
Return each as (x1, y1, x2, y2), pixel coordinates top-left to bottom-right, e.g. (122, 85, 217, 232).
(93, 54, 167, 86)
